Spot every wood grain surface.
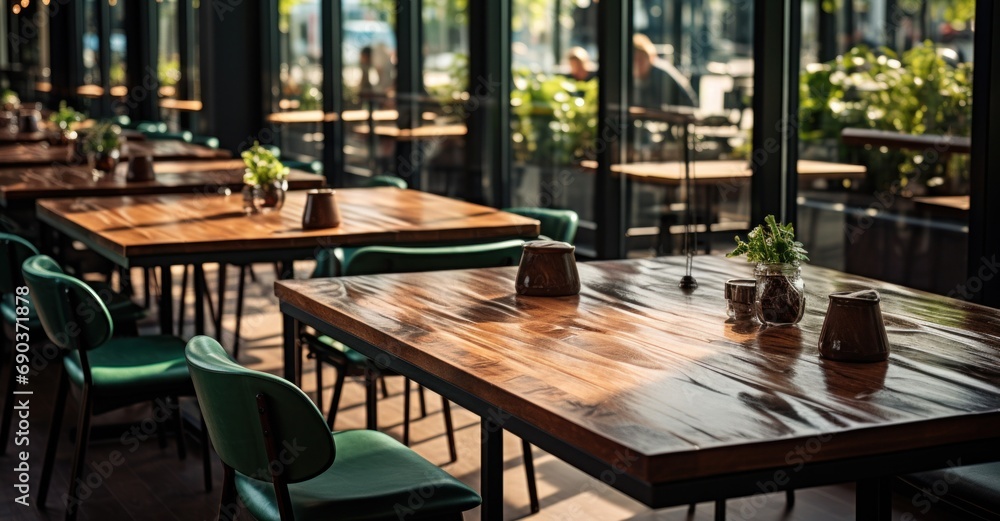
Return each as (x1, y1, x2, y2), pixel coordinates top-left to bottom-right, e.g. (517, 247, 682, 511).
(37, 188, 539, 260)
(274, 255, 1000, 485)
(0, 159, 323, 205)
(0, 139, 230, 166)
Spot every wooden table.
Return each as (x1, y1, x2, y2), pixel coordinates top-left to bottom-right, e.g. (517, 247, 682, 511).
(351, 123, 467, 141)
(275, 255, 1000, 520)
(0, 159, 323, 208)
(266, 109, 437, 124)
(913, 195, 969, 212)
(0, 130, 49, 144)
(0, 139, 230, 167)
(579, 159, 867, 184)
(38, 188, 539, 337)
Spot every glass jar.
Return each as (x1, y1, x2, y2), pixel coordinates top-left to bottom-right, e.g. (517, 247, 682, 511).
(251, 179, 288, 213)
(754, 262, 805, 326)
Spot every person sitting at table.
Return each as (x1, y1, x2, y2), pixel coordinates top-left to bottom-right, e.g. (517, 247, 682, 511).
(632, 33, 699, 109)
(565, 47, 595, 82)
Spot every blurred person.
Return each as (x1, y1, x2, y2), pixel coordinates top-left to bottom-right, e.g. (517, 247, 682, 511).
(566, 47, 595, 81)
(632, 33, 698, 109)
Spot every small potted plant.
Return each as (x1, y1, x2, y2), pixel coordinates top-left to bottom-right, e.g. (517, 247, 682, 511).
(1, 89, 19, 111)
(726, 215, 809, 326)
(82, 121, 122, 173)
(242, 141, 289, 213)
(48, 101, 85, 145)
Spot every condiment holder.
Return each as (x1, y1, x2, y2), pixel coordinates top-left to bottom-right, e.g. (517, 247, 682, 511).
(126, 155, 156, 182)
(818, 289, 890, 362)
(724, 279, 756, 322)
(302, 188, 341, 229)
(515, 240, 580, 297)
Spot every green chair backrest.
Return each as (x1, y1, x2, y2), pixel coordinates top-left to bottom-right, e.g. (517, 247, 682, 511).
(281, 160, 323, 175)
(0, 233, 39, 294)
(21, 255, 113, 351)
(343, 239, 526, 277)
(185, 336, 336, 483)
(191, 135, 221, 149)
(503, 207, 579, 244)
(144, 130, 194, 143)
(134, 121, 168, 133)
(367, 175, 407, 189)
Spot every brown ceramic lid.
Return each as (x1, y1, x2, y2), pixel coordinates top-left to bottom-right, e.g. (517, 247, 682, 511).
(523, 240, 574, 253)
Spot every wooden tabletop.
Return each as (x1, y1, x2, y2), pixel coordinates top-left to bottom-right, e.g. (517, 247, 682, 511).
(275, 255, 1000, 486)
(37, 188, 539, 265)
(578, 159, 866, 184)
(351, 124, 468, 140)
(0, 139, 231, 167)
(913, 195, 969, 212)
(841, 128, 971, 154)
(0, 130, 49, 144)
(0, 159, 324, 206)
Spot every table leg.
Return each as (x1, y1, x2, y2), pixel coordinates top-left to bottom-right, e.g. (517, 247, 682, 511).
(194, 264, 206, 335)
(281, 313, 300, 384)
(856, 476, 892, 521)
(364, 365, 378, 430)
(159, 266, 173, 336)
(481, 416, 504, 521)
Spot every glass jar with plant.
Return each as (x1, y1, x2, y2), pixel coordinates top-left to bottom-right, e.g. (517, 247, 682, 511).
(242, 142, 289, 213)
(726, 215, 809, 326)
(82, 122, 122, 173)
(49, 101, 85, 145)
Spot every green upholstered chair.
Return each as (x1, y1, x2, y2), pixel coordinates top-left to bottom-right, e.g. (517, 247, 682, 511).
(0, 234, 146, 455)
(503, 207, 579, 244)
(190, 135, 221, 149)
(185, 335, 481, 521)
(132, 121, 169, 134)
(143, 130, 194, 142)
(282, 159, 324, 175)
(21, 255, 210, 521)
(366, 175, 408, 189)
(304, 239, 540, 513)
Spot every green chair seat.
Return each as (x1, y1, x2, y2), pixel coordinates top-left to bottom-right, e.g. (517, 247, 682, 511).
(190, 135, 220, 149)
(143, 130, 194, 142)
(366, 175, 407, 189)
(235, 429, 481, 521)
(63, 335, 191, 397)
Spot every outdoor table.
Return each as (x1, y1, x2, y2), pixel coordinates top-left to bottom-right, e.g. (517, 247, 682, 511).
(275, 254, 1000, 520)
(37, 188, 539, 343)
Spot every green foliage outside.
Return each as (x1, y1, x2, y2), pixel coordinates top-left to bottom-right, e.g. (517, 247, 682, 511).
(511, 70, 598, 165)
(159, 57, 181, 87)
(799, 42, 972, 190)
(727, 215, 809, 265)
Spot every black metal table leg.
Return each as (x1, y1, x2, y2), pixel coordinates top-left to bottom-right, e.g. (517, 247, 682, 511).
(856, 477, 892, 521)
(481, 415, 504, 521)
(159, 265, 173, 335)
(281, 313, 300, 383)
(364, 366, 378, 431)
(194, 264, 206, 335)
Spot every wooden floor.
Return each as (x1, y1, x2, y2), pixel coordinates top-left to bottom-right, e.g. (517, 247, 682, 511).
(0, 264, 970, 520)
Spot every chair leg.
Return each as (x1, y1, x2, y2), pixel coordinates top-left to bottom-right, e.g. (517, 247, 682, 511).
(522, 438, 539, 514)
(172, 397, 186, 460)
(155, 400, 168, 450)
(65, 389, 94, 521)
(715, 499, 726, 521)
(38, 366, 69, 509)
(143, 267, 152, 308)
(380, 374, 389, 398)
(325, 366, 347, 430)
(442, 398, 457, 463)
(233, 265, 247, 360)
(785, 489, 795, 509)
(200, 413, 213, 493)
(403, 378, 411, 445)
(314, 357, 324, 412)
(219, 464, 238, 521)
(0, 351, 17, 455)
(178, 265, 189, 336)
(215, 263, 227, 339)
(418, 384, 428, 418)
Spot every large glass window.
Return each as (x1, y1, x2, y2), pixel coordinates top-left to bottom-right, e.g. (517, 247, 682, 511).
(796, 0, 973, 295)
(81, 0, 101, 97)
(109, 0, 127, 100)
(617, 0, 753, 258)
(274, 0, 323, 160)
(510, 0, 599, 253)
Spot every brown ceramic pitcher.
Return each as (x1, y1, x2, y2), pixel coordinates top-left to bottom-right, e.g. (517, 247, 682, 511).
(818, 290, 890, 362)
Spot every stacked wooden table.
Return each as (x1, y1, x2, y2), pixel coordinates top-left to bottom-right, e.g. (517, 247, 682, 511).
(0, 139, 229, 167)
